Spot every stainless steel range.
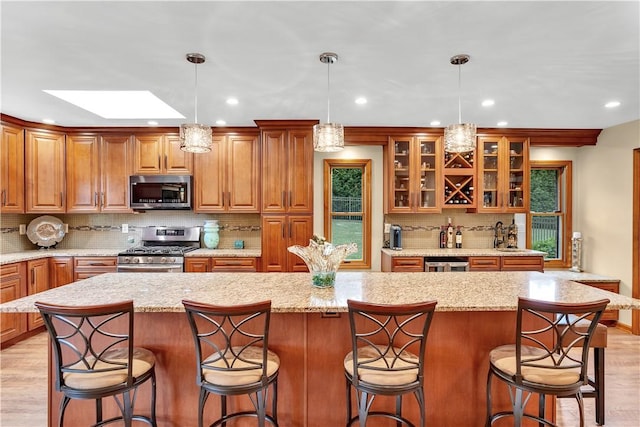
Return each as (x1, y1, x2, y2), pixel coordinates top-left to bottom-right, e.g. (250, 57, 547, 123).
(117, 226, 201, 273)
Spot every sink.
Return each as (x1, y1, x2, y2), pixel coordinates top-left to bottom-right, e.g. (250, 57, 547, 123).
(496, 248, 528, 252)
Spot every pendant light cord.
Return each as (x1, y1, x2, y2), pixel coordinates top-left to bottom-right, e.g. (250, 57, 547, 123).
(326, 59, 331, 123)
(457, 62, 462, 125)
(193, 61, 199, 124)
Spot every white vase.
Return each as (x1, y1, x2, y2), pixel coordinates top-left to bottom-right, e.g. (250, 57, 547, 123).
(203, 220, 219, 249)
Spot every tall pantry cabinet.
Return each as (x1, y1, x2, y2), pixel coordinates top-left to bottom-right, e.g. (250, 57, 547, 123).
(257, 120, 316, 272)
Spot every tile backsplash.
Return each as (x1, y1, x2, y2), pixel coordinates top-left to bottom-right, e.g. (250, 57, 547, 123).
(383, 211, 516, 249)
(0, 213, 261, 253)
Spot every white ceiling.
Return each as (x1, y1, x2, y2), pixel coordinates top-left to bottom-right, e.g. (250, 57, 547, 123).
(1, 1, 639, 131)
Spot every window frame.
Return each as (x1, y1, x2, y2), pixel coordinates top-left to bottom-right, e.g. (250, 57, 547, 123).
(527, 160, 573, 268)
(323, 158, 371, 270)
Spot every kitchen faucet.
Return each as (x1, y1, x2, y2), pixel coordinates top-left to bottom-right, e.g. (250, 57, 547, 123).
(494, 221, 505, 248)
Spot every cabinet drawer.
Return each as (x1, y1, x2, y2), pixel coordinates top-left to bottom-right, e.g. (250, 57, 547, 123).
(0, 262, 22, 278)
(74, 257, 117, 268)
(500, 256, 544, 272)
(391, 257, 424, 272)
(211, 258, 257, 272)
(574, 280, 620, 324)
(468, 257, 500, 271)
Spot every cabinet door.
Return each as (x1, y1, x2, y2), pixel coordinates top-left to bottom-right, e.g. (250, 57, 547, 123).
(0, 124, 25, 213)
(287, 129, 313, 213)
(66, 134, 100, 213)
(50, 257, 74, 287)
(261, 215, 289, 272)
(185, 257, 211, 272)
(101, 134, 133, 213)
(73, 257, 117, 280)
(164, 134, 193, 174)
(261, 130, 288, 213)
(133, 134, 163, 174)
(211, 258, 258, 272)
(194, 135, 225, 212)
(227, 134, 260, 212)
(388, 137, 413, 212)
(25, 130, 66, 213)
(27, 258, 50, 330)
(415, 137, 442, 212)
(288, 215, 313, 272)
(504, 138, 529, 212)
(1, 263, 27, 343)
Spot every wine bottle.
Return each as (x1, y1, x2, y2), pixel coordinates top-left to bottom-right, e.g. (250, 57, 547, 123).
(446, 218, 454, 249)
(455, 226, 463, 248)
(439, 226, 446, 249)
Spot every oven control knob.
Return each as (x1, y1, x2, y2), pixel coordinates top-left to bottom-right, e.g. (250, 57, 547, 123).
(160, 257, 167, 263)
(121, 257, 130, 264)
(169, 257, 175, 263)
(133, 258, 140, 263)
(147, 257, 153, 263)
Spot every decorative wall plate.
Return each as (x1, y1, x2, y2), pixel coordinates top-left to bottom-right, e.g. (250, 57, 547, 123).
(26, 215, 66, 247)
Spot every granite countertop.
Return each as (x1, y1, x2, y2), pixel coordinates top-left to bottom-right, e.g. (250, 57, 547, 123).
(2, 271, 638, 314)
(381, 248, 547, 257)
(543, 269, 620, 282)
(0, 248, 260, 265)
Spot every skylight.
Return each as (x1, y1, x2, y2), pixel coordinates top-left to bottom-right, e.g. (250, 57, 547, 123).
(43, 90, 184, 119)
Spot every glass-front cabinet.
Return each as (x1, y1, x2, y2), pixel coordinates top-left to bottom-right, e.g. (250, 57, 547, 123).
(388, 136, 442, 213)
(477, 136, 529, 213)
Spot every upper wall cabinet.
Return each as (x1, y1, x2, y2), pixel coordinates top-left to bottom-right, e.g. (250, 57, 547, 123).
(443, 148, 477, 208)
(0, 123, 25, 213)
(194, 132, 260, 213)
(132, 134, 193, 175)
(66, 133, 133, 213)
(25, 129, 66, 213)
(387, 136, 443, 213)
(260, 125, 314, 214)
(477, 136, 530, 213)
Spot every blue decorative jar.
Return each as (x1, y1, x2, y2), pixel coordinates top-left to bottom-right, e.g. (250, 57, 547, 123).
(203, 220, 220, 249)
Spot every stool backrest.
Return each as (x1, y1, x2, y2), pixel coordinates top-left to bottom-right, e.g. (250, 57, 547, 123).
(34, 300, 135, 391)
(515, 297, 610, 385)
(182, 299, 272, 386)
(347, 299, 437, 387)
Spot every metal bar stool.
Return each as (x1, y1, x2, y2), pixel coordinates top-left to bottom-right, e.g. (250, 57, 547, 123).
(557, 318, 608, 425)
(182, 299, 279, 427)
(35, 300, 157, 427)
(485, 297, 610, 427)
(344, 299, 437, 427)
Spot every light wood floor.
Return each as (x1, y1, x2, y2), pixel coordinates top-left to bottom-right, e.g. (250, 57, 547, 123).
(1, 328, 639, 426)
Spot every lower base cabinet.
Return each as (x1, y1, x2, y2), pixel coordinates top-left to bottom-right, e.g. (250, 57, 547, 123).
(185, 257, 258, 272)
(574, 280, 620, 324)
(27, 258, 50, 330)
(73, 257, 117, 280)
(261, 215, 312, 272)
(50, 257, 74, 287)
(1, 262, 27, 344)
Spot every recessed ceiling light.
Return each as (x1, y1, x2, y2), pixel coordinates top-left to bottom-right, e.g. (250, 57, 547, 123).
(497, 121, 508, 127)
(226, 98, 239, 105)
(215, 120, 227, 126)
(430, 120, 441, 126)
(355, 97, 367, 105)
(42, 118, 55, 124)
(481, 99, 495, 107)
(43, 90, 184, 119)
(604, 101, 621, 108)
(147, 120, 158, 126)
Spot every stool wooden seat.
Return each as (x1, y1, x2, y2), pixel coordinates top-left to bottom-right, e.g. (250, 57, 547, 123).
(35, 300, 157, 427)
(182, 299, 279, 427)
(558, 319, 608, 425)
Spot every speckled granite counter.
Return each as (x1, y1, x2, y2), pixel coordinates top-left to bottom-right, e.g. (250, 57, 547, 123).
(2, 271, 637, 314)
(543, 269, 619, 282)
(381, 248, 546, 257)
(186, 248, 261, 257)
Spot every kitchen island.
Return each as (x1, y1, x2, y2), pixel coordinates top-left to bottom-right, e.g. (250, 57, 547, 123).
(2, 271, 638, 427)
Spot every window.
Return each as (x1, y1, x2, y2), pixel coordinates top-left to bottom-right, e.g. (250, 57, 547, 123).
(323, 159, 371, 269)
(528, 160, 572, 268)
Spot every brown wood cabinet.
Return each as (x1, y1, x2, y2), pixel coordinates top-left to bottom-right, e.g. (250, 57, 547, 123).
(132, 133, 192, 175)
(25, 129, 66, 213)
(0, 262, 27, 344)
(50, 257, 74, 287)
(73, 257, 117, 280)
(443, 149, 477, 208)
(477, 136, 530, 212)
(261, 215, 313, 272)
(0, 123, 25, 213)
(185, 257, 258, 272)
(574, 280, 620, 324)
(259, 124, 314, 213)
(386, 136, 442, 213)
(66, 133, 132, 213)
(26, 258, 50, 330)
(500, 255, 544, 272)
(468, 256, 501, 271)
(194, 132, 260, 213)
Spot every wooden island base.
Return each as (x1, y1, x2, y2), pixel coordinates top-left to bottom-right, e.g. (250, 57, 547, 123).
(48, 311, 551, 427)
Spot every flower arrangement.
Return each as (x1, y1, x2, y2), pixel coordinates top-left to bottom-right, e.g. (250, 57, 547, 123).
(287, 235, 358, 287)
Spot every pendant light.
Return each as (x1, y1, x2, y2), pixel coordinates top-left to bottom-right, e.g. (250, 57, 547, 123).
(444, 54, 476, 153)
(313, 52, 344, 152)
(180, 53, 212, 153)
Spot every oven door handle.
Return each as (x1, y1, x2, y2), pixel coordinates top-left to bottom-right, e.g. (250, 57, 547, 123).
(117, 265, 182, 272)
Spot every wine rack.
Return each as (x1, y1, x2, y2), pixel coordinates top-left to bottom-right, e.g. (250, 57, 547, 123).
(442, 150, 476, 208)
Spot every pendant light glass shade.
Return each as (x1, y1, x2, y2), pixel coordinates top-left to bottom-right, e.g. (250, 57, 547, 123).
(180, 53, 212, 153)
(313, 52, 344, 152)
(444, 54, 476, 153)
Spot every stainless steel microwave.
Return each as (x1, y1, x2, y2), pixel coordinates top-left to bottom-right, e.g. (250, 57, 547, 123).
(130, 175, 192, 210)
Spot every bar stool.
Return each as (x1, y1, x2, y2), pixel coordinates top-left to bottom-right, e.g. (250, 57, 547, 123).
(34, 300, 157, 427)
(485, 297, 610, 427)
(182, 299, 279, 427)
(557, 318, 608, 425)
(344, 299, 437, 427)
